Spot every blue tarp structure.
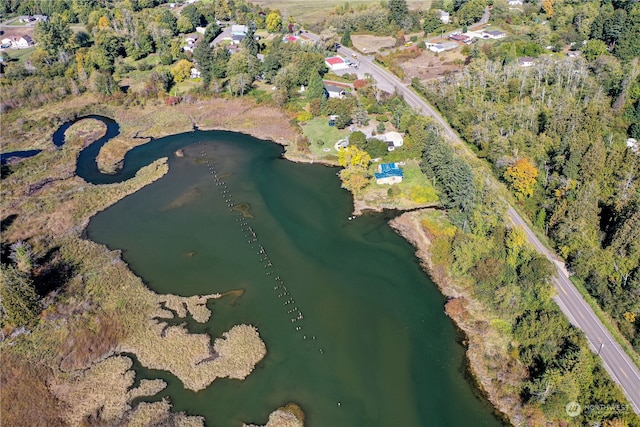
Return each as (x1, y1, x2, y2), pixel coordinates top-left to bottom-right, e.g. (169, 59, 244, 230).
(375, 163, 404, 179)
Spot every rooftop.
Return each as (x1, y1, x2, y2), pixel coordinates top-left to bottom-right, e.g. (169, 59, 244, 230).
(325, 56, 346, 65)
(375, 162, 404, 179)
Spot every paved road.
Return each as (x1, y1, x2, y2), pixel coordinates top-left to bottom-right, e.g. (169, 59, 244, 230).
(509, 206, 640, 415)
(305, 31, 640, 415)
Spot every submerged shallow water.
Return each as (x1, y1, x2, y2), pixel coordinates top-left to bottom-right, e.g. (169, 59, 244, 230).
(85, 129, 503, 427)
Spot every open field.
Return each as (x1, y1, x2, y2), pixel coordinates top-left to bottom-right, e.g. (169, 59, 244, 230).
(301, 117, 349, 154)
(351, 34, 396, 54)
(399, 48, 465, 82)
(252, 0, 429, 24)
(4, 46, 35, 62)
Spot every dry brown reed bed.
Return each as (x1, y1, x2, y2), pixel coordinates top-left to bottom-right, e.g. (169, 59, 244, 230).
(125, 399, 205, 427)
(244, 403, 305, 427)
(49, 356, 166, 425)
(94, 97, 299, 173)
(0, 93, 102, 152)
(121, 322, 266, 391)
(1, 112, 271, 424)
(159, 293, 221, 323)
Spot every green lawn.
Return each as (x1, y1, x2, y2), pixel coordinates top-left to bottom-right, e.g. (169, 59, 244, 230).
(7, 47, 36, 63)
(301, 117, 349, 158)
(381, 160, 439, 204)
(358, 159, 439, 209)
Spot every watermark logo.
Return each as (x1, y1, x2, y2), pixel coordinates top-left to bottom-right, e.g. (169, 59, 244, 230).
(566, 401, 582, 417)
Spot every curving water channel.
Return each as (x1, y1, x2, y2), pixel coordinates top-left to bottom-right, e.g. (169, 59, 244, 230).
(72, 116, 504, 427)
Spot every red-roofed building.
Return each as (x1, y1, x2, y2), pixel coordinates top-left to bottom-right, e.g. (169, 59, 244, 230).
(325, 56, 349, 71)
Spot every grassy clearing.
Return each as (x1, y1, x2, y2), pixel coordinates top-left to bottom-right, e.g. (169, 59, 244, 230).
(6, 46, 36, 62)
(301, 117, 348, 150)
(351, 35, 396, 54)
(355, 160, 438, 212)
(252, 0, 427, 24)
(0, 92, 102, 152)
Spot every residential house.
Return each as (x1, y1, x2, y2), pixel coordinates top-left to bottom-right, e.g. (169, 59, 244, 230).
(518, 56, 534, 67)
(427, 42, 458, 53)
(383, 131, 403, 151)
(375, 163, 404, 185)
(183, 35, 198, 52)
(231, 25, 247, 36)
(15, 35, 34, 48)
(325, 56, 349, 71)
(231, 34, 245, 45)
(449, 33, 473, 44)
(324, 82, 347, 99)
(435, 10, 450, 23)
(370, 131, 404, 151)
(483, 30, 507, 39)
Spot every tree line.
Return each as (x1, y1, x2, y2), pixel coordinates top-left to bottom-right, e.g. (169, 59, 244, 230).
(414, 50, 640, 356)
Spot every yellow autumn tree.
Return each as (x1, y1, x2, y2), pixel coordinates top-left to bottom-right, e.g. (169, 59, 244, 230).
(505, 226, 527, 267)
(171, 59, 194, 83)
(542, 0, 554, 17)
(266, 11, 282, 33)
(338, 146, 371, 192)
(98, 15, 110, 30)
(504, 158, 538, 200)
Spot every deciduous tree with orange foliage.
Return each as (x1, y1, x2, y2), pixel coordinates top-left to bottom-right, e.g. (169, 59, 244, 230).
(504, 158, 539, 200)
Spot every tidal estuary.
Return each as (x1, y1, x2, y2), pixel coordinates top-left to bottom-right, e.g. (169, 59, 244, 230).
(83, 128, 503, 427)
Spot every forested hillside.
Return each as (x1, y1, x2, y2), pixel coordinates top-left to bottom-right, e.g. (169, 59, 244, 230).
(417, 46, 640, 353)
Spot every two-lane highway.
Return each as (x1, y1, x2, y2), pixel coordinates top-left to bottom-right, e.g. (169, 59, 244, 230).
(305, 31, 640, 414)
(509, 206, 640, 414)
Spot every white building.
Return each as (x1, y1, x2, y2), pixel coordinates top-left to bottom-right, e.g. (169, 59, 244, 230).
(325, 56, 349, 71)
(483, 30, 507, 39)
(15, 35, 34, 48)
(518, 57, 534, 67)
(427, 41, 458, 53)
(231, 25, 247, 36)
(436, 10, 450, 23)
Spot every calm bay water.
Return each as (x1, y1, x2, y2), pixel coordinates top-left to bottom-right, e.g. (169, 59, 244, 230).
(85, 130, 504, 427)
